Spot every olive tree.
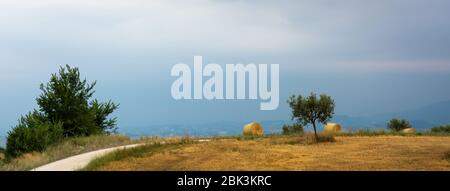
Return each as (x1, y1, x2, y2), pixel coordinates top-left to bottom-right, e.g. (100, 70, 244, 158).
(288, 93, 335, 140)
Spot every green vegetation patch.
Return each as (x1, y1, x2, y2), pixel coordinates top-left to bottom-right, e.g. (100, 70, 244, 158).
(387, 118, 412, 132)
(282, 123, 304, 135)
(431, 125, 450, 134)
(82, 143, 182, 171)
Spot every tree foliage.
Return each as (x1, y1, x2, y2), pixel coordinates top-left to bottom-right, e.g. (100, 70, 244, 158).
(387, 118, 411, 132)
(6, 111, 64, 157)
(90, 99, 119, 134)
(288, 92, 335, 140)
(6, 65, 118, 157)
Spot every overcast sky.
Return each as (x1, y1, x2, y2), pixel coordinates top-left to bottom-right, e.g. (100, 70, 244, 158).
(1, 0, 450, 134)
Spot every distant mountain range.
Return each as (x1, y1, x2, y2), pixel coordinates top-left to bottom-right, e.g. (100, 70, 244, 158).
(378, 100, 450, 127)
(324, 100, 450, 130)
(120, 120, 291, 138)
(362, 99, 450, 129)
(1, 100, 449, 146)
(121, 100, 450, 137)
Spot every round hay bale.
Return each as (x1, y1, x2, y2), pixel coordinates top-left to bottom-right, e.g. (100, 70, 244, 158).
(243, 122, 264, 136)
(402, 128, 416, 134)
(323, 123, 342, 133)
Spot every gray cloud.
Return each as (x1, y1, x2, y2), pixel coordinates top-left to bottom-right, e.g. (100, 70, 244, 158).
(1, 0, 450, 133)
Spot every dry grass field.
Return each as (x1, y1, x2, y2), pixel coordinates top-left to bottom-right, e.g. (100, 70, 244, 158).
(0, 135, 133, 171)
(92, 135, 450, 171)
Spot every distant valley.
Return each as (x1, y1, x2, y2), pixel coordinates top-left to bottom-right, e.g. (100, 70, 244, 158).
(120, 100, 450, 137)
(1, 100, 449, 147)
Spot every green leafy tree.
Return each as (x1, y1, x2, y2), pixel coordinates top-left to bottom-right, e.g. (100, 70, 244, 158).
(387, 118, 411, 132)
(288, 93, 335, 140)
(6, 65, 119, 157)
(90, 99, 119, 134)
(36, 65, 118, 136)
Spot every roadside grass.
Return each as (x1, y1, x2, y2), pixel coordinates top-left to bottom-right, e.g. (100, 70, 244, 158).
(82, 143, 181, 171)
(0, 134, 133, 171)
(82, 136, 194, 171)
(138, 135, 195, 145)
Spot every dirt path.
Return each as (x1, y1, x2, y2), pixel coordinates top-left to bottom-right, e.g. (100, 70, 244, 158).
(31, 144, 143, 171)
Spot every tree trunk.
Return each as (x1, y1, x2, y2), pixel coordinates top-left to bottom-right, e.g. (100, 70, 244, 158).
(312, 121, 318, 141)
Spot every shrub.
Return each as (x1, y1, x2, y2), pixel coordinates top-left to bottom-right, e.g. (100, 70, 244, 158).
(387, 118, 411, 132)
(431, 125, 450, 134)
(282, 123, 304, 135)
(6, 111, 63, 157)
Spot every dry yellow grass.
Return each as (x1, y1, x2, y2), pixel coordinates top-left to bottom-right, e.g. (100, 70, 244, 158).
(0, 135, 133, 171)
(95, 136, 450, 171)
